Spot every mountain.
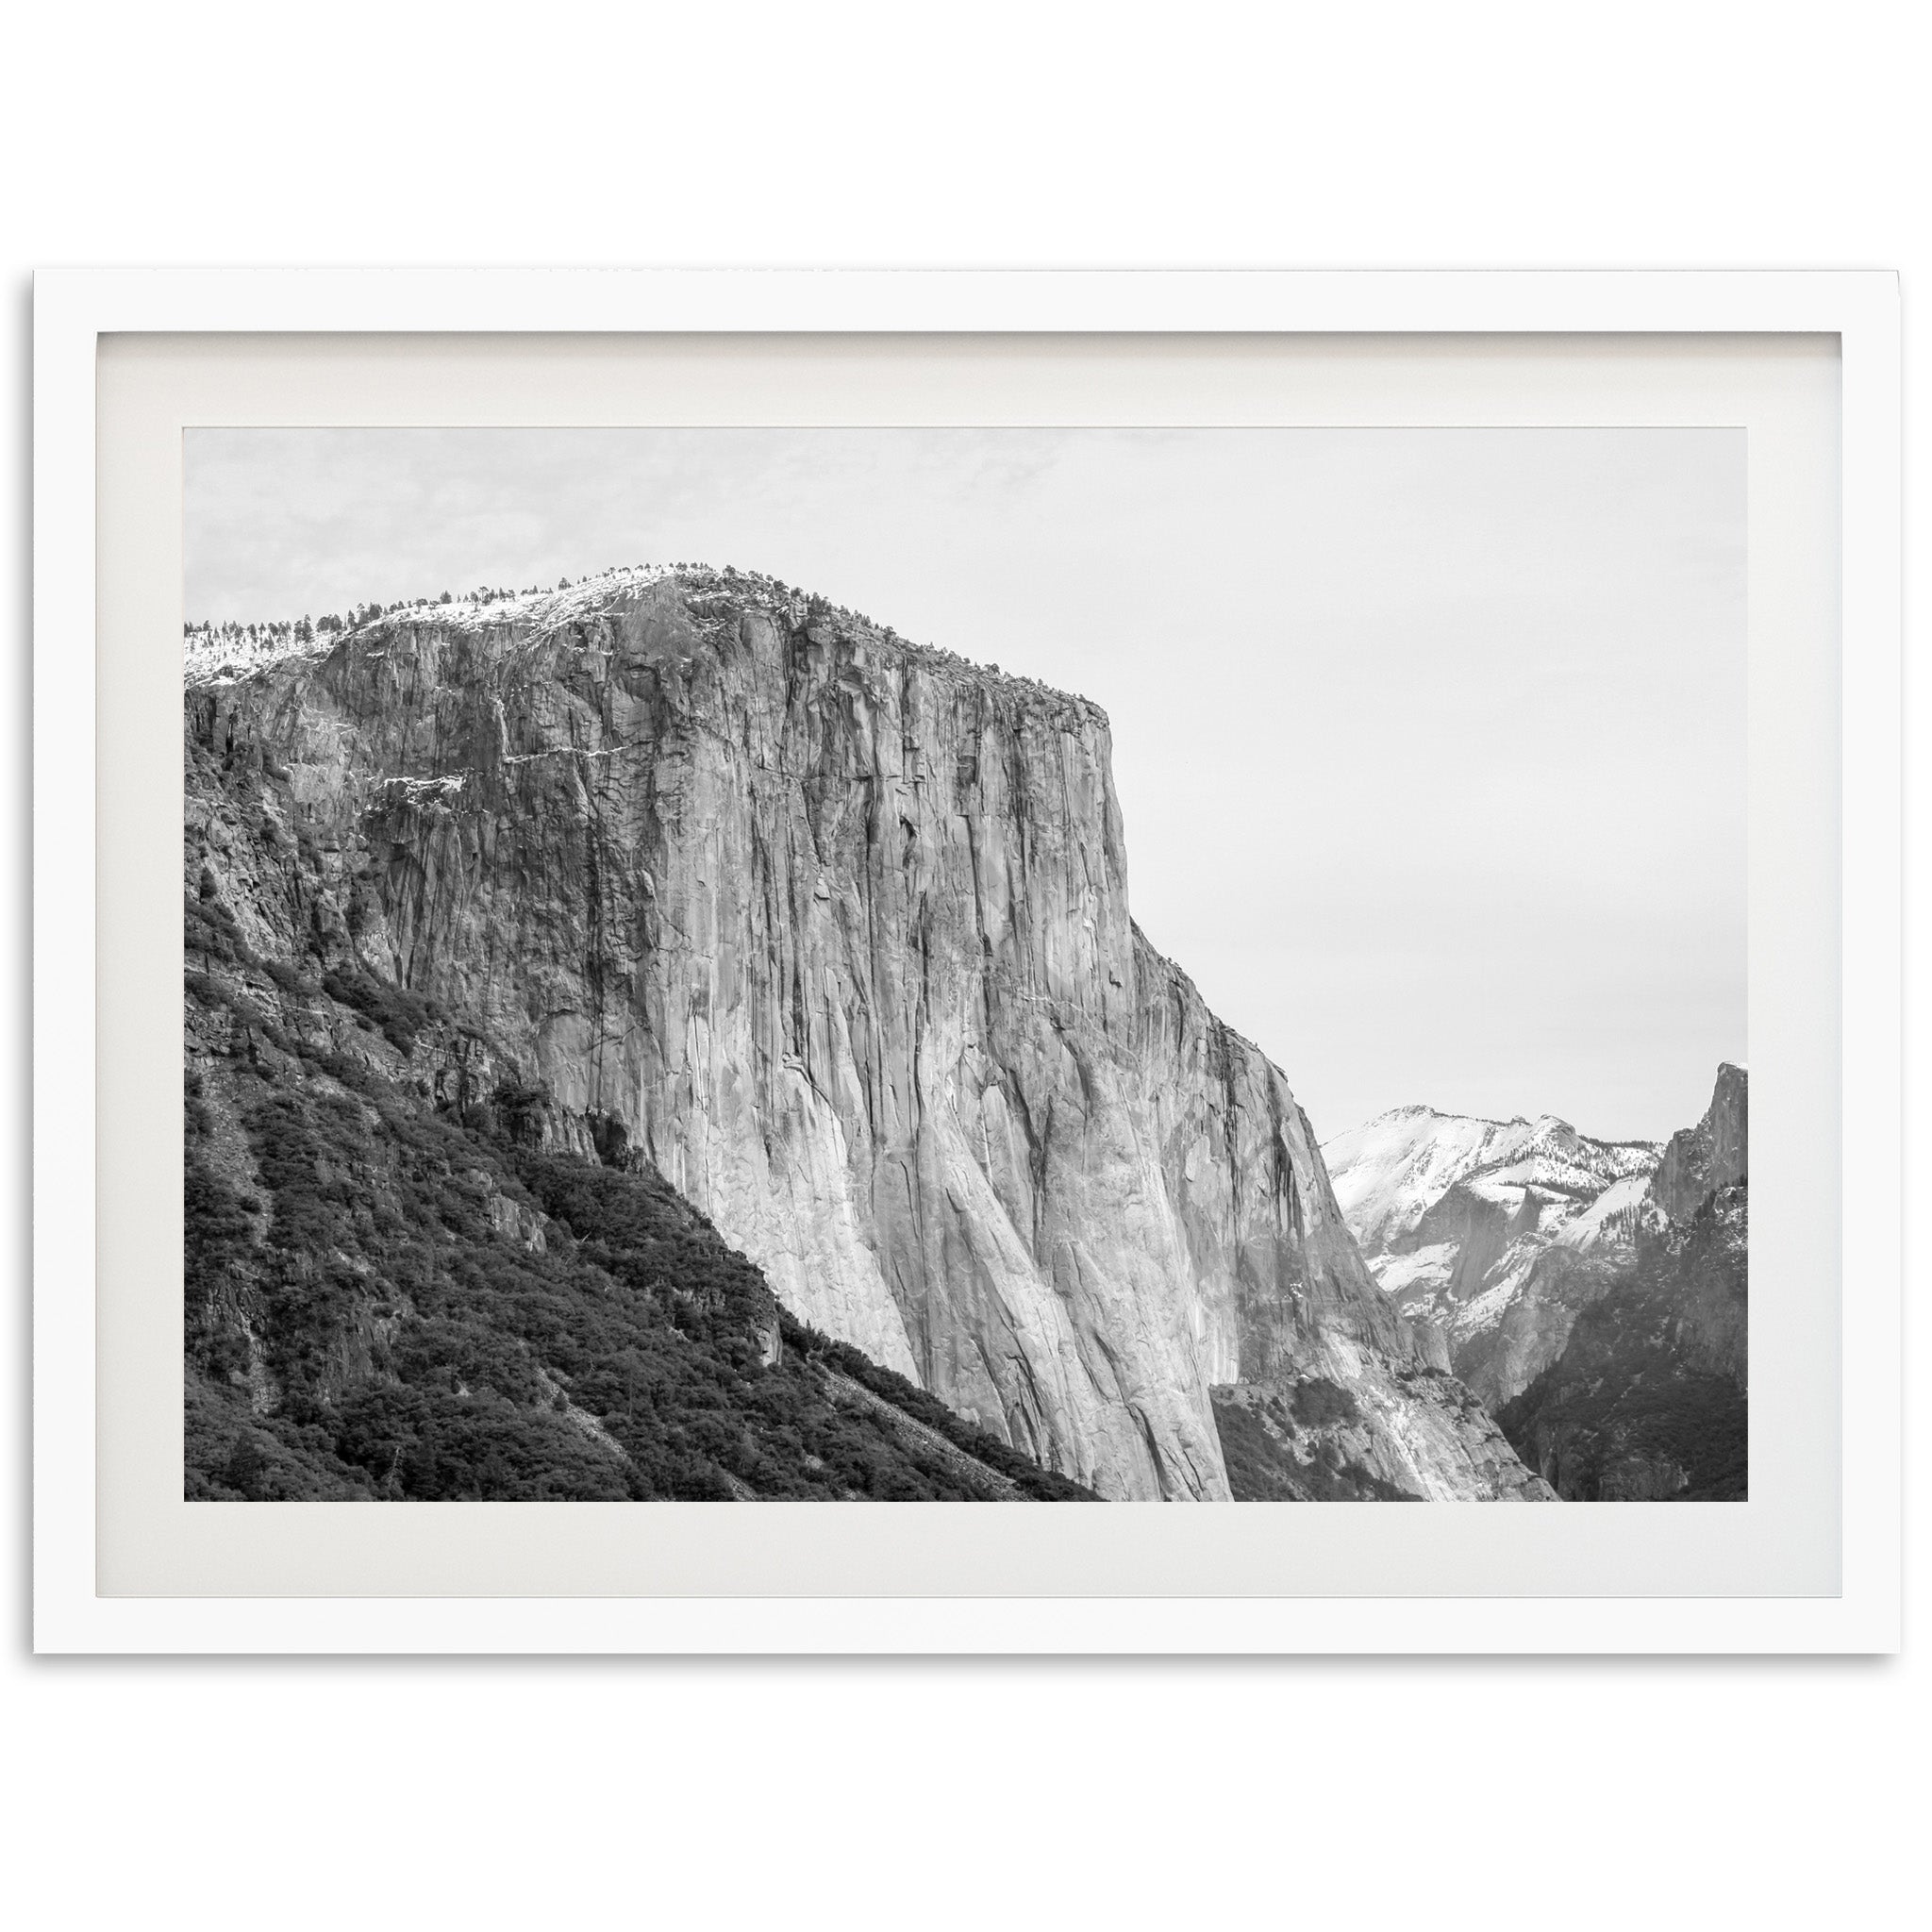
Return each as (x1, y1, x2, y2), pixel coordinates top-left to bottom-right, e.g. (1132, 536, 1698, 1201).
(1498, 1067, 1748, 1499)
(185, 562, 1548, 1501)
(1323, 1107, 1663, 1407)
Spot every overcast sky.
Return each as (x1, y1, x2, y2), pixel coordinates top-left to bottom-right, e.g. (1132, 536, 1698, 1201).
(186, 426, 1744, 1144)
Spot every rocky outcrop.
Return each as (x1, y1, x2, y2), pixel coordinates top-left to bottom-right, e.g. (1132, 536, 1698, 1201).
(187, 563, 1545, 1502)
(1497, 1069, 1749, 1500)
(1212, 1369, 1554, 1503)
(1650, 1062, 1748, 1224)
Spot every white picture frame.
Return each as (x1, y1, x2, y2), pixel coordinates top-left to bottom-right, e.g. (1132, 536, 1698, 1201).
(34, 269, 1902, 1654)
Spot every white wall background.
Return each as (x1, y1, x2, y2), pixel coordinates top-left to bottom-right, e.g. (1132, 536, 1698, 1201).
(4, 5, 1921, 1929)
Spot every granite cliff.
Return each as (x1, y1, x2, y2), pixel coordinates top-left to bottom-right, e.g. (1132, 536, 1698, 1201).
(1498, 1067, 1748, 1500)
(1650, 1061, 1749, 1225)
(186, 564, 1548, 1501)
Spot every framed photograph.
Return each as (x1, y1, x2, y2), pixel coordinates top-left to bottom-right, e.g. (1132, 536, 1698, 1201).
(34, 270, 1900, 1652)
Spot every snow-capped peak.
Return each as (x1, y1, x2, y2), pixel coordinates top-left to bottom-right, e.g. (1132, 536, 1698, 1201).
(1319, 1101, 1668, 1406)
(1322, 1104, 1661, 1259)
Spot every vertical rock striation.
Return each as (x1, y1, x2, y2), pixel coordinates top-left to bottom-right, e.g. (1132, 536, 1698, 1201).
(189, 565, 1544, 1500)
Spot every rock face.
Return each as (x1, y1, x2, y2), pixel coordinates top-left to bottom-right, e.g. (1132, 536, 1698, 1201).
(1497, 1067, 1749, 1500)
(1650, 1061, 1748, 1224)
(181, 820, 1102, 1503)
(1324, 1108, 1662, 1407)
(188, 563, 1547, 1502)
(1211, 1371, 1553, 1503)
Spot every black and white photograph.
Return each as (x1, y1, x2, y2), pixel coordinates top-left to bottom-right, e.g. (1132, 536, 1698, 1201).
(182, 425, 1748, 1505)
(10, 7, 1920, 1923)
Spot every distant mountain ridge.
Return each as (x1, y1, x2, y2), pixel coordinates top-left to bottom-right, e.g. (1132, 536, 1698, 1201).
(1323, 1105, 1664, 1407)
